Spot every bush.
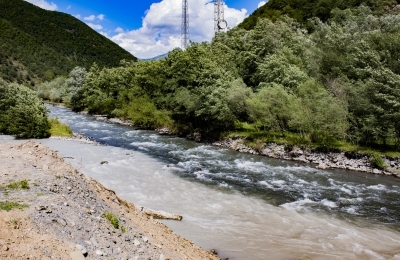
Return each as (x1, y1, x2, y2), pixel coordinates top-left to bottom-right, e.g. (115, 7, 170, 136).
(369, 152, 387, 170)
(0, 80, 50, 138)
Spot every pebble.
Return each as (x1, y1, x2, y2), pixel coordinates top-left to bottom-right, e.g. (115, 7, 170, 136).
(95, 250, 103, 256)
(143, 236, 149, 243)
(133, 239, 141, 246)
(69, 251, 85, 260)
(3, 245, 9, 251)
(75, 244, 88, 255)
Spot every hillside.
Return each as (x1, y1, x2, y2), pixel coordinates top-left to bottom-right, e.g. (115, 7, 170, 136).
(239, 0, 400, 30)
(0, 0, 136, 84)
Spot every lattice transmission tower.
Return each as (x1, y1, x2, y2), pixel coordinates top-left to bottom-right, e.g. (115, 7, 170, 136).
(181, 0, 189, 49)
(214, 0, 227, 34)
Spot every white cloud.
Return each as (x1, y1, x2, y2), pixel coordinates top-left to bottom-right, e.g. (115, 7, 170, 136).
(75, 14, 81, 19)
(110, 0, 247, 59)
(24, 0, 57, 11)
(115, 27, 124, 33)
(84, 14, 105, 21)
(258, 1, 267, 8)
(67, 5, 71, 10)
(86, 23, 103, 30)
(84, 15, 96, 21)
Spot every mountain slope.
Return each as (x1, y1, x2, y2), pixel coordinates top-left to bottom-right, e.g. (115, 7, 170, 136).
(239, 0, 400, 30)
(0, 0, 136, 84)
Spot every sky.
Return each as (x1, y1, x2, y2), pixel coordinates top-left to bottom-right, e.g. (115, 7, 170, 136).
(24, 0, 268, 59)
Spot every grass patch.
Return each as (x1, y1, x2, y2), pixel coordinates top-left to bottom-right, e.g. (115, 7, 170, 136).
(48, 117, 73, 137)
(3, 179, 30, 190)
(103, 211, 126, 232)
(120, 226, 126, 233)
(369, 152, 387, 170)
(104, 212, 119, 229)
(8, 219, 22, 229)
(0, 201, 28, 211)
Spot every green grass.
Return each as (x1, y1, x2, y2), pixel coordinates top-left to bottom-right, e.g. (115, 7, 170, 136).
(0, 201, 28, 211)
(104, 212, 119, 229)
(48, 117, 73, 137)
(2, 180, 30, 190)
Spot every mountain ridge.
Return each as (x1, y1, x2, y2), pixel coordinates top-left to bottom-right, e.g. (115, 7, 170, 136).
(0, 0, 137, 84)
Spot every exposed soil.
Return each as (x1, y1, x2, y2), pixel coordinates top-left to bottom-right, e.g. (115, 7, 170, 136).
(0, 141, 220, 260)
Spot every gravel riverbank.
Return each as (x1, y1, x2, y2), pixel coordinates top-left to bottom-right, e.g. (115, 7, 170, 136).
(0, 140, 219, 260)
(213, 138, 400, 178)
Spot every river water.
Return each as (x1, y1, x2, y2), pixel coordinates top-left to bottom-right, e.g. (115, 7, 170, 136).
(41, 106, 400, 259)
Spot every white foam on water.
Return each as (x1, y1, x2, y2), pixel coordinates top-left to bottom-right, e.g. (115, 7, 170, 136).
(37, 139, 400, 260)
(344, 206, 360, 215)
(340, 186, 353, 195)
(130, 141, 158, 147)
(271, 180, 286, 186)
(281, 198, 316, 211)
(321, 199, 338, 208)
(368, 184, 387, 190)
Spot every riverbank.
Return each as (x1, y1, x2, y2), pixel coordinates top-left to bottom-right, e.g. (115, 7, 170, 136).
(0, 140, 219, 260)
(213, 138, 400, 178)
(49, 104, 400, 179)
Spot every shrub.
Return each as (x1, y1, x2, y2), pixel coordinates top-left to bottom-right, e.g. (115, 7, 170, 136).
(0, 81, 50, 138)
(369, 152, 387, 170)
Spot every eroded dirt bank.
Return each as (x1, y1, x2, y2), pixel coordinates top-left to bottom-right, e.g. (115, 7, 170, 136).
(0, 141, 219, 260)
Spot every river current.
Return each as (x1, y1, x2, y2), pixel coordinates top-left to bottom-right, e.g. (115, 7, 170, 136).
(43, 105, 400, 259)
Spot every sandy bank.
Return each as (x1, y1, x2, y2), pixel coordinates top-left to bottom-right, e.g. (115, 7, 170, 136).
(0, 140, 219, 260)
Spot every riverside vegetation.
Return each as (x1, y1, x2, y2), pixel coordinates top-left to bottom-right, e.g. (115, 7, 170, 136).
(34, 5, 400, 159)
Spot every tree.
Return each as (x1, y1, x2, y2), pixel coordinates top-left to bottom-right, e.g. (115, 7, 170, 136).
(0, 79, 50, 138)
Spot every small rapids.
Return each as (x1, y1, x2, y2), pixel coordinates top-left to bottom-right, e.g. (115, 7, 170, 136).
(42, 105, 400, 260)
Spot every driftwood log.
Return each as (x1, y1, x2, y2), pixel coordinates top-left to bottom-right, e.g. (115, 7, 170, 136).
(140, 207, 183, 221)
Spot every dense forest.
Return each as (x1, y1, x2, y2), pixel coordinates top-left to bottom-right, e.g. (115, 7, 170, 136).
(37, 5, 400, 151)
(0, 0, 136, 84)
(239, 0, 400, 30)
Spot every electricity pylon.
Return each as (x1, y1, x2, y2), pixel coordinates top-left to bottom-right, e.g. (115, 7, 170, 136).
(181, 0, 189, 49)
(214, 0, 227, 34)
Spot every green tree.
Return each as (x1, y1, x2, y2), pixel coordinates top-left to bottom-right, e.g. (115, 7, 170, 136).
(0, 79, 50, 138)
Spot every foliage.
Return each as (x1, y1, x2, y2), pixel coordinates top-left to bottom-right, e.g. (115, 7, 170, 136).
(104, 211, 126, 232)
(0, 80, 50, 138)
(48, 117, 73, 137)
(369, 152, 387, 170)
(239, 0, 399, 30)
(37, 5, 400, 150)
(0, 201, 28, 211)
(0, 0, 136, 84)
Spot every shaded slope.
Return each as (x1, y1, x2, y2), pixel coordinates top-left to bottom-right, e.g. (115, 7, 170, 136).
(0, 0, 136, 83)
(239, 0, 400, 30)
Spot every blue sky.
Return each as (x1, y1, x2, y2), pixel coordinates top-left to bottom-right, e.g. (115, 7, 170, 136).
(25, 0, 268, 58)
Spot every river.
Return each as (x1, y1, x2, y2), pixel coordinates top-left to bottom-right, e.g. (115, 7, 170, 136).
(40, 105, 400, 259)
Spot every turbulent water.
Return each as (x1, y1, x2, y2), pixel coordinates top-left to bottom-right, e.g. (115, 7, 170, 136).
(44, 105, 400, 260)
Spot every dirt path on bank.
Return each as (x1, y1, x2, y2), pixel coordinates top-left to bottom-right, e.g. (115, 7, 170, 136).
(0, 141, 219, 260)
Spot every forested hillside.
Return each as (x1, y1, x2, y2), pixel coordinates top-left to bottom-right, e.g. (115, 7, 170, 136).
(36, 5, 400, 152)
(239, 0, 400, 30)
(0, 0, 136, 84)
